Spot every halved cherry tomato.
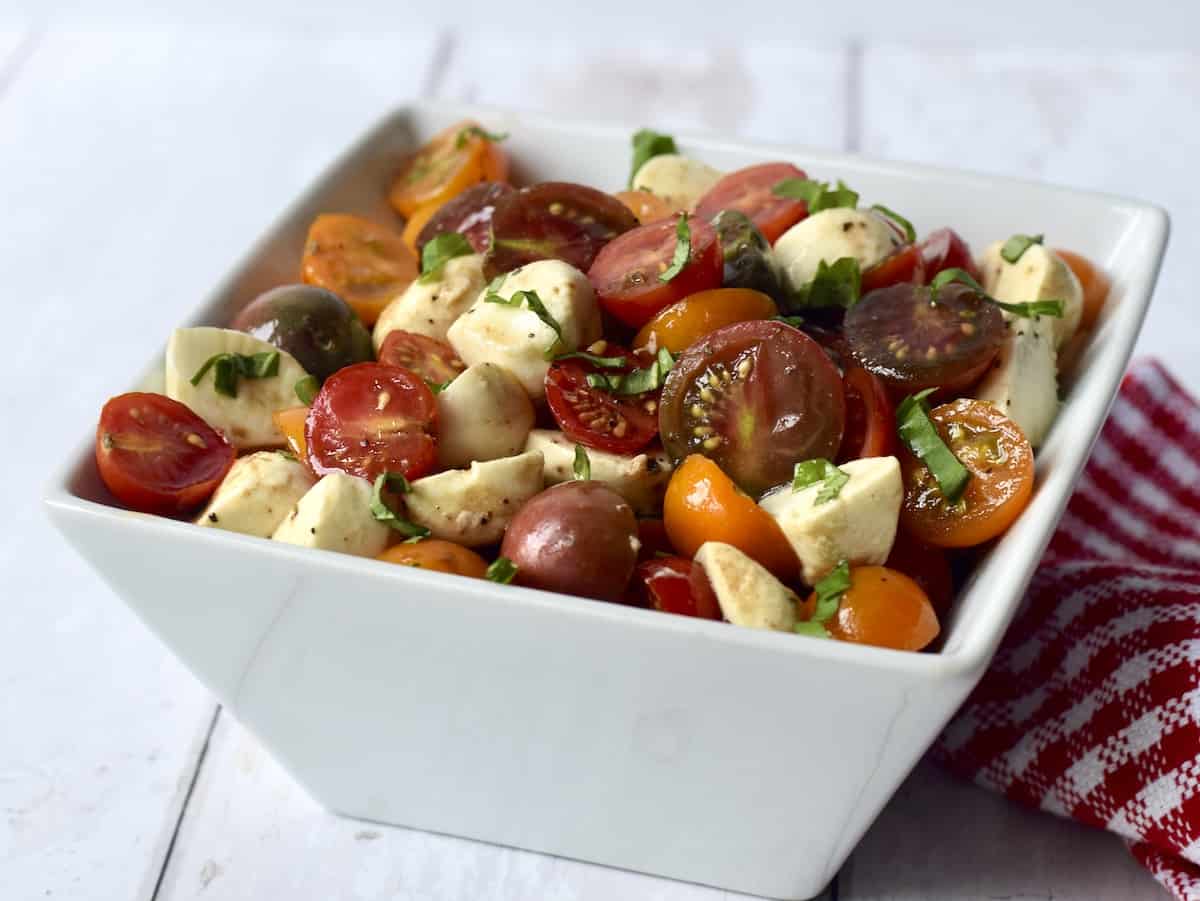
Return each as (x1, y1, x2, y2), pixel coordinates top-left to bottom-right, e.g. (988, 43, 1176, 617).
(272, 406, 309, 461)
(589, 215, 723, 329)
(633, 288, 778, 354)
(387, 120, 508, 218)
(306, 362, 438, 482)
(918, 227, 979, 282)
(838, 366, 896, 461)
(301, 214, 418, 325)
(635, 517, 675, 561)
(486, 182, 638, 279)
(659, 320, 845, 497)
(414, 181, 514, 255)
(544, 349, 659, 454)
(885, 528, 954, 616)
(899, 398, 1034, 548)
(630, 556, 721, 619)
(96, 393, 234, 514)
(663, 455, 798, 580)
(801, 565, 939, 651)
(844, 282, 1006, 397)
(377, 540, 488, 578)
(613, 189, 680, 224)
(400, 201, 441, 252)
(693, 162, 809, 244)
(378, 330, 465, 387)
(1054, 248, 1110, 333)
(861, 244, 925, 294)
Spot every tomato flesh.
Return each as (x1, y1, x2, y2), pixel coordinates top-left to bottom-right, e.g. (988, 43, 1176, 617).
(918, 227, 979, 282)
(414, 181, 514, 254)
(388, 120, 508, 218)
(378, 330, 466, 387)
(96, 393, 235, 514)
(631, 557, 721, 620)
(693, 162, 809, 244)
(544, 350, 659, 454)
(301, 213, 417, 326)
(633, 288, 777, 355)
(306, 362, 438, 482)
(838, 366, 896, 461)
(588, 215, 723, 329)
(861, 244, 926, 294)
(659, 320, 845, 497)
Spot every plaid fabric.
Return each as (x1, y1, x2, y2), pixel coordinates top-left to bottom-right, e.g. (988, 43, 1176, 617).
(934, 360, 1200, 900)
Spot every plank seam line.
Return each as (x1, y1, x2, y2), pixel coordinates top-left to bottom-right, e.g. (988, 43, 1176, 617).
(149, 705, 222, 901)
(421, 29, 456, 98)
(844, 37, 863, 153)
(0, 26, 46, 107)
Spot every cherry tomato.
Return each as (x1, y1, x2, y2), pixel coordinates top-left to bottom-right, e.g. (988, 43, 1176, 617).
(485, 182, 638, 279)
(635, 517, 675, 561)
(631, 557, 721, 620)
(377, 540, 489, 578)
(387, 120, 509, 218)
(272, 406, 309, 461)
(301, 213, 418, 325)
(305, 363, 438, 482)
(693, 162, 809, 244)
(1054, 248, 1110, 333)
(844, 282, 1006, 397)
(378, 330, 466, 387)
(96, 393, 234, 514)
(801, 565, 939, 651)
(400, 201, 440, 252)
(544, 350, 659, 455)
(659, 320, 845, 497)
(588, 215, 723, 328)
(918, 227, 979, 282)
(613, 189, 680, 224)
(633, 288, 778, 354)
(861, 244, 926, 294)
(663, 455, 798, 580)
(900, 398, 1034, 548)
(885, 528, 954, 616)
(838, 366, 896, 461)
(415, 181, 514, 254)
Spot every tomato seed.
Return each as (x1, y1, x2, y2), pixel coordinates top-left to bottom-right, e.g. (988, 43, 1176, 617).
(185, 433, 206, 448)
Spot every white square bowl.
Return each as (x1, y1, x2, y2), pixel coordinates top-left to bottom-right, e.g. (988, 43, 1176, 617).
(44, 102, 1168, 900)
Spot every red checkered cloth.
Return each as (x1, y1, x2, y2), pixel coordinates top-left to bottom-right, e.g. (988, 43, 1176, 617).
(934, 359, 1200, 900)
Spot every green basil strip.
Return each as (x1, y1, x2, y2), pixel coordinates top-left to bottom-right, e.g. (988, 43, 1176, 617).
(871, 203, 916, 243)
(190, 350, 281, 398)
(928, 267, 1063, 319)
(370, 472, 430, 538)
(573, 444, 591, 481)
(795, 559, 852, 638)
(485, 557, 518, 584)
(791, 458, 850, 505)
(418, 232, 474, 284)
(659, 213, 691, 283)
(455, 125, 509, 149)
(555, 350, 629, 369)
(484, 288, 566, 359)
(896, 388, 971, 504)
(294, 375, 320, 405)
(793, 257, 861, 309)
(772, 177, 859, 213)
(774, 315, 806, 328)
(585, 347, 674, 395)
(628, 128, 678, 187)
(1000, 233, 1044, 264)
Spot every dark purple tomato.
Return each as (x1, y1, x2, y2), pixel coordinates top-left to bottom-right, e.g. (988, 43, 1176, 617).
(414, 181, 514, 254)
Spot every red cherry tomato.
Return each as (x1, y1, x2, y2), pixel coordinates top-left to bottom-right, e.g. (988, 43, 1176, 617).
(631, 557, 721, 620)
(544, 350, 659, 454)
(95, 393, 235, 514)
(378, 330, 466, 387)
(588, 215, 723, 329)
(693, 162, 809, 244)
(918, 227, 980, 282)
(635, 517, 675, 561)
(861, 244, 926, 294)
(659, 320, 845, 497)
(886, 528, 955, 617)
(306, 362, 438, 482)
(414, 181, 514, 254)
(838, 366, 897, 461)
(688, 563, 723, 621)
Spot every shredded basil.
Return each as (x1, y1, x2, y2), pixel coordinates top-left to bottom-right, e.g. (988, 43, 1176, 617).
(190, 350, 280, 398)
(929, 267, 1064, 319)
(792, 257, 861, 309)
(455, 125, 509, 149)
(369, 472, 430, 538)
(896, 388, 971, 504)
(628, 128, 678, 188)
(774, 315, 806, 328)
(871, 203, 917, 243)
(772, 177, 859, 213)
(1000, 233, 1044, 264)
(294, 375, 319, 405)
(791, 458, 850, 505)
(586, 347, 674, 395)
(484, 288, 566, 359)
(555, 350, 628, 369)
(418, 232, 474, 284)
(659, 213, 691, 283)
(485, 557, 518, 584)
(573, 444, 591, 481)
(428, 379, 453, 395)
(795, 560, 851, 638)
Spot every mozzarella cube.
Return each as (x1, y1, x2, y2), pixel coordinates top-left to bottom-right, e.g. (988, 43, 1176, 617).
(446, 259, 602, 401)
(373, 253, 487, 350)
(758, 456, 902, 586)
(165, 327, 311, 449)
(523, 429, 673, 516)
(271, 471, 389, 557)
(694, 542, 799, 632)
(196, 451, 315, 538)
(973, 311, 1059, 448)
(774, 208, 900, 294)
(437, 363, 535, 469)
(631, 154, 723, 210)
(979, 240, 1084, 348)
(405, 450, 544, 547)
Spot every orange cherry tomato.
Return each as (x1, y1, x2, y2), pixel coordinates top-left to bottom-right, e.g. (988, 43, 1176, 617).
(885, 528, 954, 617)
(837, 366, 896, 461)
(401, 200, 442, 252)
(272, 406, 309, 461)
(301, 213, 418, 325)
(614, 189, 680, 224)
(900, 398, 1034, 548)
(801, 565, 939, 651)
(1054, 248, 1110, 333)
(377, 540, 489, 578)
(663, 454, 798, 580)
(633, 288, 778, 354)
(387, 120, 509, 218)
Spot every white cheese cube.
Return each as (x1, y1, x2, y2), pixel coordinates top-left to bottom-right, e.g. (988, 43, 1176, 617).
(196, 451, 315, 538)
(774, 208, 900, 294)
(631, 154, 723, 210)
(979, 240, 1084, 349)
(694, 542, 799, 632)
(523, 429, 673, 516)
(437, 363, 535, 469)
(372, 253, 487, 350)
(271, 471, 389, 558)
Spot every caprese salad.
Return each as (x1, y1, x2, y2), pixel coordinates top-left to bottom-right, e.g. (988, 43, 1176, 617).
(92, 121, 1111, 653)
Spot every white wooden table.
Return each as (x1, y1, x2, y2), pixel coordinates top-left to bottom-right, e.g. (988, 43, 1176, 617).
(3, 21, 1194, 900)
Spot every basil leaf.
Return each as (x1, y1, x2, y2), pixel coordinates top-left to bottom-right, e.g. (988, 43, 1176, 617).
(294, 375, 320, 405)
(190, 351, 281, 398)
(276, 449, 298, 462)
(573, 444, 591, 481)
(484, 288, 566, 358)
(772, 178, 859, 213)
(428, 379, 453, 395)
(659, 213, 691, 283)
(871, 203, 916, 243)
(586, 347, 674, 395)
(774, 315, 805, 328)
(812, 560, 851, 622)
(929, 267, 1064, 319)
(629, 128, 678, 188)
(1000, 233, 1044, 264)
(793, 257, 861, 309)
(370, 472, 430, 538)
(455, 125, 509, 149)
(790, 458, 849, 505)
(485, 557, 518, 584)
(418, 232, 474, 284)
(896, 388, 971, 504)
(555, 350, 628, 369)
(793, 621, 831, 638)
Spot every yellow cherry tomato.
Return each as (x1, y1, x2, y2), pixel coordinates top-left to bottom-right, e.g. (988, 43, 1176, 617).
(634, 288, 778, 354)
(801, 565, 940, 652)
(377, 540, 489, 578)
(387, 120, 509, 218)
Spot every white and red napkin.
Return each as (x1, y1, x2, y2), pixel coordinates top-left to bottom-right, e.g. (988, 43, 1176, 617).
(934, 359, 1200, 899)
